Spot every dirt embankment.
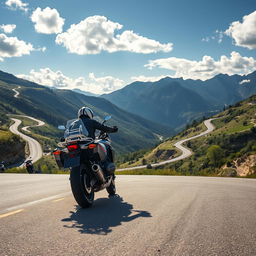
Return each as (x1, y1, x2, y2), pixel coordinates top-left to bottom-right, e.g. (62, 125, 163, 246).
(234, 154, 256, 176)
(221, 154, 256, 177)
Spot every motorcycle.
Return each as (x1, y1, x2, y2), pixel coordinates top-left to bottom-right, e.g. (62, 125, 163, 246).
(25, 160, 34, 174)
(53, 116, 117, 208)
(0, 161, 5, 172)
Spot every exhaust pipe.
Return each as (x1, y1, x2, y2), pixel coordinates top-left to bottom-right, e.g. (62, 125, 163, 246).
(92, 164, 106, 184)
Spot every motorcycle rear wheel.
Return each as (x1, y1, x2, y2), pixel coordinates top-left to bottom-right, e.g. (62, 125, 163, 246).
(70, 165, 94, 208)
(106, 177, 116, 196)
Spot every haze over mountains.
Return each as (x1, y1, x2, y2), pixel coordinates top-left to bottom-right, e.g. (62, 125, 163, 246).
(103, 71, 256, 130)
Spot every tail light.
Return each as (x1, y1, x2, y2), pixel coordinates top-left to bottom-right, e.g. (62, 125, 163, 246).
(67, 144, 79, 152)
(53, 150, 61, 156)
(88, 144, 97, 149)
(53, 149, 64, 169)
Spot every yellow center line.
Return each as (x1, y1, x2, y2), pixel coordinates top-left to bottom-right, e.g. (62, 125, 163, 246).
(0, 209, 24, 219)
(53, 198, 65, 202)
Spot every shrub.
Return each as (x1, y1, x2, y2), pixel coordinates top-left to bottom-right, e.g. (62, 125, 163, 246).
(207, 145, 224, 167)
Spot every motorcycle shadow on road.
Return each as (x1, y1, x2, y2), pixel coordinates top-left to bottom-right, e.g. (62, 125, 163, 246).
(61, 194, 152, 235)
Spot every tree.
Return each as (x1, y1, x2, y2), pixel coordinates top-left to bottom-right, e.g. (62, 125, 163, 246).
(142, 158, 147, 165)
(206, 145, 224, 167)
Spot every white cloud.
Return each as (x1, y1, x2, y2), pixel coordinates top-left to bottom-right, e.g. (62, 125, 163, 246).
(31, 7, 65, 34)
(35, 46, 47, 52)
(0, 33, 34, 61)
(202, 30, 224, 44)
(225, 10, 256, 49)
(17, 68, 125, 94)
(145, 51, 256, 80)
(202, 37, 210, 42)
(87, 72, 125, 93)
(0, 24, 16, 34)
(5, 0, 28, 12)
(239, 79, 251, 85)
(56, 15, 172, 54)
(131, 75, 170, 82)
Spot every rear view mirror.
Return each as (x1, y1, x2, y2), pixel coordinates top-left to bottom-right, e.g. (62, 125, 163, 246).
(58, 125, 66, 130)
(104, 115, 112, 121)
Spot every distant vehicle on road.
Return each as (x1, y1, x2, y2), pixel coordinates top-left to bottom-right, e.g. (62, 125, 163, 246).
(0, 161, 5, 172)
(25, 160, 34, 174)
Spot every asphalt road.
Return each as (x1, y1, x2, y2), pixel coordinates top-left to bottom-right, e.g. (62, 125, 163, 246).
(12, 86, 21, 98)
(0, 174, 255, 256)
(118, 118, 216, 171)
(9, 117, 45, 165)
(20, 115, 45, 133)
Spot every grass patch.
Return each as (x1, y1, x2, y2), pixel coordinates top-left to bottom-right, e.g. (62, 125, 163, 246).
(116, 168, 180, 176)
(225, 123, 253, 134)
(0, 130, 14, 142)
(5, 167, 27, 173)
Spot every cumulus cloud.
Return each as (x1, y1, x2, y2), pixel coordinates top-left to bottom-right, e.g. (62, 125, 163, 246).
(145, 51, 256, 80)
(131, 75, 170, 82)
(239, 79, 251, 85)
(5, 0, 28, 12)
(31, 7, 65, 34)
(0, 33, 34, 61)
(18, 68, 71, 87)
(17, 68, 125, 94)
(87, 72, 125, 93)
(0, 24, 16, 34)
(225, 10, 256, 49)
(56, 15, 172, 54)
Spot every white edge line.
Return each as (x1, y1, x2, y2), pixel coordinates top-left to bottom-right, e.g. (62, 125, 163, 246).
(0, 192, 71, 215)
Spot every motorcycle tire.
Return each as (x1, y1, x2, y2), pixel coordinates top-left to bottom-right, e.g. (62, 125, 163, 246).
(106, 177, 116, 196)
(70, 165, 94, 208)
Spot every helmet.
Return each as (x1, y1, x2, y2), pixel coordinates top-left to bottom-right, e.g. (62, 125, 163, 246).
(78, 107, 94, 119)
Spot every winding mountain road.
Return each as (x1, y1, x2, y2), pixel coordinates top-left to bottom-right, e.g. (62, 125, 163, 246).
(12, 86, 20, 98)
(118, 118, 216, 171)
(9, 116, 45, 165)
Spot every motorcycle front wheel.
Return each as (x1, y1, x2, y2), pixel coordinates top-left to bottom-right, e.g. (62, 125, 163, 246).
(70, 165, 94, 208)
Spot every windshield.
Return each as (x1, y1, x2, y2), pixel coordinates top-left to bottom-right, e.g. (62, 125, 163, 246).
(64, 119, 89, 139)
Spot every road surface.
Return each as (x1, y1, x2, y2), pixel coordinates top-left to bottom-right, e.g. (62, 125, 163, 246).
(0, 174, 255, 256)
(118, 118, 216, 171)
(20, 115, 45, 133)
(12, 86, 21, 98)
(9, 116, 45, 165)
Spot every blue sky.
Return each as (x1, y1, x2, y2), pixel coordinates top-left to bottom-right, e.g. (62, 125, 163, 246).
(0, 0, 256, 94)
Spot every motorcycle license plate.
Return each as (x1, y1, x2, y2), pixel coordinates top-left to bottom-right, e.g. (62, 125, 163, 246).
(64, 155, 80, 168)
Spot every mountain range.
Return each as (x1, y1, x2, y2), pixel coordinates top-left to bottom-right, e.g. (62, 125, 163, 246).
(102, 71, 256, 130)
(1, 69, 256, 154)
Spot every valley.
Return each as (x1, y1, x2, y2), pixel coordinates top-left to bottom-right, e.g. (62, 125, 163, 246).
(0, 69, 256, 177)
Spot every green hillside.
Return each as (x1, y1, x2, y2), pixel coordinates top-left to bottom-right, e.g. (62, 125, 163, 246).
(0, 129, 26, 166)
(118, 95, 256, 177)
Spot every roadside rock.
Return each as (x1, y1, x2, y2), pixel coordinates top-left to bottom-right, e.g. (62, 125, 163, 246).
(221, 154, 256, 176)
(234, 154, 256, 176)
